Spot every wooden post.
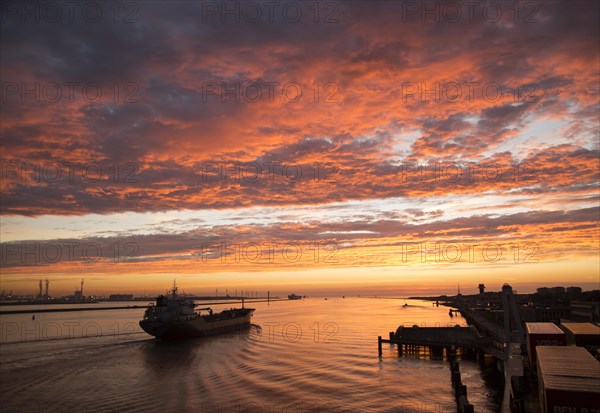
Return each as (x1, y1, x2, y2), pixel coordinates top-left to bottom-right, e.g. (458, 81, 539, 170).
(459, 399, 474, 413)
(451, 368, 461, 386)
(455, 382, 467, 399)
(378, 336, 382, 356)
(389, 331, 394, 341)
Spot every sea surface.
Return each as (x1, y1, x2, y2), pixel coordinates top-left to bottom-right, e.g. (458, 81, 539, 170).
(0, 298, 503, 412)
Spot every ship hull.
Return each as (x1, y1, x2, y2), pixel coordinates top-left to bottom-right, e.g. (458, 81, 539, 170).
(140, 308, 254, 339)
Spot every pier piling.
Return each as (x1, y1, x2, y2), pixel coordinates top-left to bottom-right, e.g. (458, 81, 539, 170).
(447, 354, 474, 413)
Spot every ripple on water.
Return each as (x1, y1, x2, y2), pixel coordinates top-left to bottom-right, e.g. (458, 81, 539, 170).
(0, 298, 502, 412)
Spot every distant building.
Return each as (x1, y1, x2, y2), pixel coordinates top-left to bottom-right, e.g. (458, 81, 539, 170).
(536, 307, 570, 323)
(566, 286, 582, 295)
(537, 286, 565, 295)
(109, 294, 134, 301)
(520, 306, 570, 323)
(571, 301, 600, 322)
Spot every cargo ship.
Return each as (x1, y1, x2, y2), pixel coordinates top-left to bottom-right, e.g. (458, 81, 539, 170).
(139, 282, 254, 339)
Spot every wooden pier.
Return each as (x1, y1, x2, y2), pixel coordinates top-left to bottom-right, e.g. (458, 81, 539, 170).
(378, 325, 484, 356)
(377, 329, 477, 411)
(379, 286, 527, 412)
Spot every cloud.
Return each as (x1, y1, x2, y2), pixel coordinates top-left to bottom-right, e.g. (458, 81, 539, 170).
(2, 206, 597, 270)
(0, 1, 598, 289)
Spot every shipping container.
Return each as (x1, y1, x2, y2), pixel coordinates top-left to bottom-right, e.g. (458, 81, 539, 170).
(560, 322, 600, 353)
(526, 322, 566, 370)
(536, 346, 600, 413)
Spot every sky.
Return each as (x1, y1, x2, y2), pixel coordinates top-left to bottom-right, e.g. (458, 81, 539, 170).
(1, 1, 599, 297)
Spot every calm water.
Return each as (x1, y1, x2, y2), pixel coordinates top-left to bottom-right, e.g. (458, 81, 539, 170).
(0, 298, 502, 412)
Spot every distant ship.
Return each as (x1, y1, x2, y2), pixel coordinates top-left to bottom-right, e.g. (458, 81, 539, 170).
(139, 283, 254, 339)
(288, 293, 302, 300)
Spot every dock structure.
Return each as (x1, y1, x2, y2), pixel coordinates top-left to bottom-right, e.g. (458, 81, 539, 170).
(377, 331, 477, 411)
(378, 324, 507, 412)
(460, 308, 507, 343)
(378, 285, 527, 413)
(378, 324, 505, 359)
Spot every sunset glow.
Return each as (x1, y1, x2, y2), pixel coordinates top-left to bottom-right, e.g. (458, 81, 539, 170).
(1, 1, 599, 297)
